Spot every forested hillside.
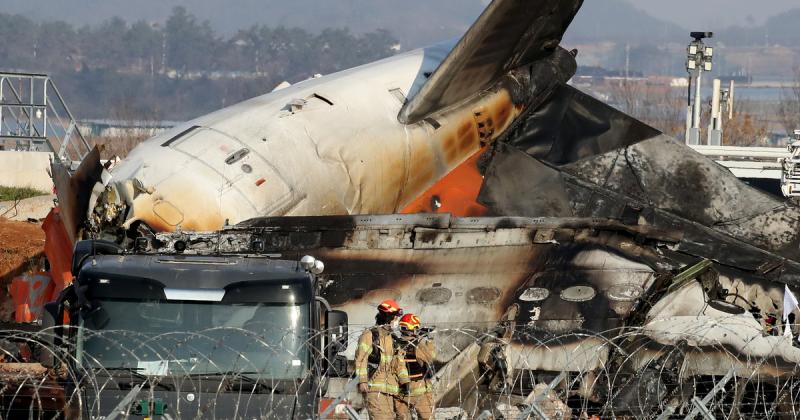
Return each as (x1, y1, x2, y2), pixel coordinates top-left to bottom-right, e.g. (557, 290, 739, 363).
(0, 7, 399, 120)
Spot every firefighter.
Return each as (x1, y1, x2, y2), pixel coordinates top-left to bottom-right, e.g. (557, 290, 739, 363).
(355, 299, 409, 419)
(394, 313, 436, 420)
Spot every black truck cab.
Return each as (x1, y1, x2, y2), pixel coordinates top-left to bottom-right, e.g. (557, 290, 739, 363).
(43, 241, 347, 419)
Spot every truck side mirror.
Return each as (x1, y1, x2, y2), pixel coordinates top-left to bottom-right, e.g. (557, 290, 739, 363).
(324, 313, 349, 378)
(325, 310, 348, 352)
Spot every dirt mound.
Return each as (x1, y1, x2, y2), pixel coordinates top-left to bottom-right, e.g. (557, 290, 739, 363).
(0, 217, 44, 279)
(0, 218, 45, 320)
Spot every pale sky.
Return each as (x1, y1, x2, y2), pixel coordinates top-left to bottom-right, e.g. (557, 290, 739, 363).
(630, 0, 798, 28)
(1, 1, 798, 39)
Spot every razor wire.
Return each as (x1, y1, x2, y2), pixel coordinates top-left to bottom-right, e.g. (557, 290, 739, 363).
(0, 318, 799, 419)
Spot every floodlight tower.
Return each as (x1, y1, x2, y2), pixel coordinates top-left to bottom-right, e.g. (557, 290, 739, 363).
(685, 32, 713, 145)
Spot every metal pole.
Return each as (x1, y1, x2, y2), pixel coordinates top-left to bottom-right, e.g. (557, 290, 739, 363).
(0, 76, 5, 138)
(319, 377, 359, 419)
(105, 383, 143, 420)
(47, 78, 90, 157)
(516, 371, 567, 420)
(688, 69, 703, 145)
(686, 76, 693, 144)
(43, 78, 48, 138)
(693, 70, 703, 131)
(683, 368, 734, 419)
(728, 80, 735, 120)
(709, 79, 722, 145)
(690, 397, 716, 420)
(342, 405, 361, 420)
(28, 76, 34, 141)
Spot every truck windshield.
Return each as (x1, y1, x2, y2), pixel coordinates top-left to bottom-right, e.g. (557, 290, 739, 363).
(76, 299, 311, 379)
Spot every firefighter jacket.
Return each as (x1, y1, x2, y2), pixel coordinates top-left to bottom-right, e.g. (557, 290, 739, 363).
(355, 325, 410, 395)
(398, 337, 436, 397)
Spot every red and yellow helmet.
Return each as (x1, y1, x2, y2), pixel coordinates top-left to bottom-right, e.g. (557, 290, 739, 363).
(377, 299, 402, 315)
(399, 313, 421, 332)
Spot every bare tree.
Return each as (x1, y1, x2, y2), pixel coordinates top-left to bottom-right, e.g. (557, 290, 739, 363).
(607, 79, 685, 138)
(724, 100, 770, 146)
(88, 97, 162, 159)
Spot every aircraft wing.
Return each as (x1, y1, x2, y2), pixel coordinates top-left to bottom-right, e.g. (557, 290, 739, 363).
(398, 0, 583, 124)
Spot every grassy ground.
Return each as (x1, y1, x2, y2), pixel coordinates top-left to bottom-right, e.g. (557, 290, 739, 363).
(0, 186, 49, 202)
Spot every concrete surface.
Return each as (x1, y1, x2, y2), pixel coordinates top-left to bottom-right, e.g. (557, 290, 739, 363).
(0, 195, 55, 221)
(0, 151, 53, 191)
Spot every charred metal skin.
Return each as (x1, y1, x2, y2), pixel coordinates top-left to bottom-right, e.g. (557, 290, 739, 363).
(143, 213, 800, 414)
(479, 83, 800, 263)
(151, 214, 800, 383)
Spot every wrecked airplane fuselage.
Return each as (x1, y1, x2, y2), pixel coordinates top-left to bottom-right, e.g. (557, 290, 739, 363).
(59, 0, 584, 242)
(79, 39, 540, 237)
(148, 214, 800, 415)
(39, 0, 800, 415)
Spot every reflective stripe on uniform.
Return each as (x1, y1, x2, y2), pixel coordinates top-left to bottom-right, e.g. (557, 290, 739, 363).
(398, 367, 410, 379)
(368, 382, 400, 394)
(407, 380, 433, 397)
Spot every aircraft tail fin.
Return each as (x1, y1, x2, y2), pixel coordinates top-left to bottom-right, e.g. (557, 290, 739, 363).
(398, 0, 583, 124)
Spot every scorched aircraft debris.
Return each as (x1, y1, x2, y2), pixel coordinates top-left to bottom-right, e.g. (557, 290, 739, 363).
(13, 0, 800, 416)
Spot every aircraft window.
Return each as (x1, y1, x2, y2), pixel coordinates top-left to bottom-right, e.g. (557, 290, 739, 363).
(466, 287, 500, 304)
(224, 148, 250, 165)
(160, 125, 201, 147)
(560, 286, 596, 302)
(417, 286, 452, 305)
(519, 287, 549, 302)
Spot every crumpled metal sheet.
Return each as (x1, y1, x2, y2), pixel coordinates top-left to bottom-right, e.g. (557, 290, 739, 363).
(479, 79, 800, 284)
(479, 144, 800, 285)
(501, 84, 661, 164)
(51, 147, 103, 242)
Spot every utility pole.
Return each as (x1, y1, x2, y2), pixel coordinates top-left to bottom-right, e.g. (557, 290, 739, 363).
(728, 80, 735, 120)
(162, 32, 167, 74)
(625, 43, 630, 80)
(708, 79, 722, 145)
(685, 32, 713, 145)
(709, 79, 734, 145)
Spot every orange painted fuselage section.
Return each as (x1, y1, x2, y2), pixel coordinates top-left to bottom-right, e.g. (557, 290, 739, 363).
(401, 147, 488, 217)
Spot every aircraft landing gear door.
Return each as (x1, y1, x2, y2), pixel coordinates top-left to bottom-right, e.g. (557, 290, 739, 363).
(169, 126, 298, 216)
